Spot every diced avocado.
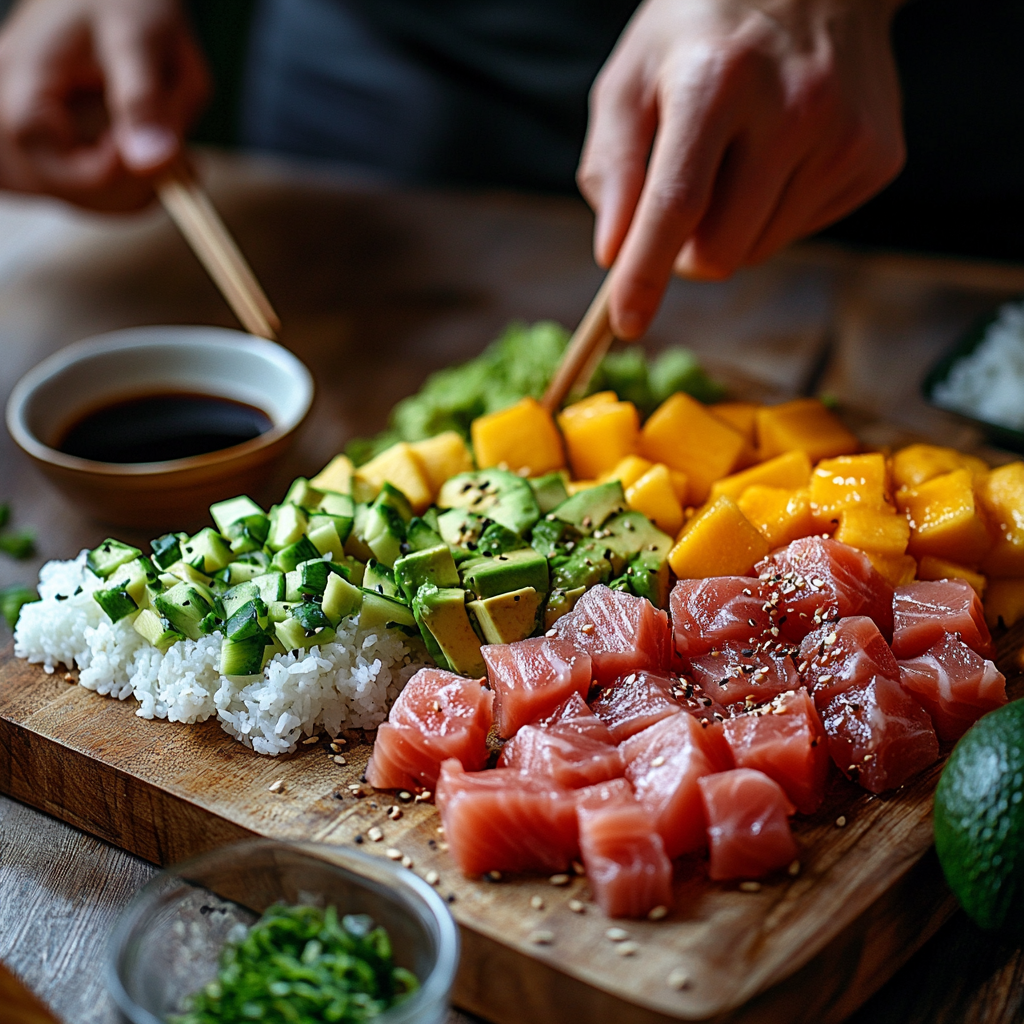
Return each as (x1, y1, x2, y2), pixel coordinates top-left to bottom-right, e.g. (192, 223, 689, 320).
(319, 492, 355, 537)
(460, 548, 549, 600)
(292, 602, 331, 632)
(544, 586, 586, 629)
(216, 560, 267, 586)
(394, 545, 460, 603)
(575, 536, 628, 576)
(328, 556, 364, 586)
(284, 559, 330, 602)
(93, 586, 138, 623)
(529, 471, 570, 514)
(210, 495, 265, 535)
(149, 532, 186, 570)
(154, 582, 214, 641)
(133, 608, 185, 652)
(374, 482, 414, 523)
(550, 548, 613, 592)
(529, 516, 579, 558)
(624, 550, 671, 608)
(181, 527, 233, 574)
(225, 598, 270, 641)
(363, 501, 406, 568)
(224, 513, 271, 554)
(221, 635, 268, 677)
(410, 601, 450, 670)
(267, 504, 309, 551)
(437, 469, 541, 535)
(363, 559, 402, 601)
(436, 508, 487, 561)
(87, 539, 143, 579)
(271, 536, 320, 572)
(322, 574, 363, 625)
(413, 585, 486, 677)
(468, 587, 542, 645)
(406, 516, 444, 553)
(599, 510, 673, 562)
(358, 591, 417, 632)
(344, 504, 375, 561)
(477, 522, 526, 557)
(223, 581, 260, 618)
(284, 477, 325, 510)
(421, 507, 441, 534)
(550, 481, 626, 533)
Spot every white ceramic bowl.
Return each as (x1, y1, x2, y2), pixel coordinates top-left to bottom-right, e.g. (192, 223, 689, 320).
(6, 326, 314, 528)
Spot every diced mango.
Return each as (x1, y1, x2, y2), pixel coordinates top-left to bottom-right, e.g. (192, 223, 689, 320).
(756, 399, 859, 462)
(310, 454, 354, 495)
(737, 485, 815, 550)
(710, 401, 760, 468)
(599, 455, 653, 489)
(976, 462, 1024, 577)
(640, 393, 747, 505)
(809, 453, 891, 529)
(709, 450, 812, 504)
(569, 390, 619, 412)
(354, 442, 434, 514)
(890, 443, 989, 491)
(833, 507, 910, 558)
(865, 552, 918, 587)
(625, 464, 684, 536)
(472, 397, 565, 477)
(558, 396, 640, 480)
(916, 555, 986, 597)
(409, 431, 474, 494)
(897, 468, 992, 566)
(668, 469, 689, 505)
(984, 577, 1024, 629)
(669, 496, 770, 579)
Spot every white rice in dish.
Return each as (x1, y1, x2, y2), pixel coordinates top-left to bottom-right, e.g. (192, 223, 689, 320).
(14, 552, 421, 755)
(932, 300, 1024, 431)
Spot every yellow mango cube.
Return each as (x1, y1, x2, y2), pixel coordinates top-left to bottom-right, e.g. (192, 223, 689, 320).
(640, 393, 747, 505)
(668, 469, 689, 505)
(976, 461, 1024, 577)
(710, 401, 760, 445)
(865, 552, 918, 587)
(558, 396, 640, 480)
(472, 397, 565, 477)
(916, 555, 986, 597)
(809, 453, 891, 528)
(834, 507, 910, 557)
(669, 496, 770, 579)
(737, 485, 815, 549)
(409, 431, 474, 494)
(898, 468, 992, 566)
(568, 390, 619, 412)
(310, 454, 354, 495)
(625, 464, 684, 536)
(984, 577, 1024, 629)
(599, 454, 653, 489)
(354, 442, 434, 514)
(890, 443, 989, 491)
(756, 399, 859, 462)
(709, 450, 812, 504)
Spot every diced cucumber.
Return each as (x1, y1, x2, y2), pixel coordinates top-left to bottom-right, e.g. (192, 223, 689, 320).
(235, 550, 271, 570)
(199, 610, 224, 635)
(319, 492, 354, 537)
(274, 616, 336, 652)
(344, 503, 375, 561)
(149, 532, 186, 570)
(421, 507, 441, 534)
(308, 516, 345, 560)
(180, 527, 233, 574)
(374, 482, 413, 522)
(216, 561, 266, 586)
(223, 581, 260, 618)
(93, 586, 138, 622)
(164, 560, 213, 587)
(225, 513, 270, 554)
(292, 602, 330, 631)
(108, 556, 160, 609)
(363, 502, 406, 568)
(358, 591, 417, 632)
(269, 601, 298, 623)
(221, 635, 269, 677)
(529, 472, 569, 514)
(284, 559, 330, 602)
(329, 557, 365, 586)
(210, 495, 265, 534)
(267, 504, 308, 551)
(154, 582, 213, 641)
(271, 536, 320, 572)
(87, 539, 143, 579)
(133, 608, 185, 652)
(363, 560, 402, 600)
(322, 574, 362, 625)
(284, 477, 325, 510)
(406, 516, 444, 552)
(250, 571, 286, 605)
(225, 598, 270, 640)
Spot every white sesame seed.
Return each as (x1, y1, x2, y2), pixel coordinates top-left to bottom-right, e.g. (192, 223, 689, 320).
(415, 790, 433, 801)
(333, 754, 347, 765)
(817, 674, 833, 684)
(647, 905, 668, 921)
(398, 790, 413, 802)
(545, 629, 557, 637)
(425, 870, 440, 885)
(385, 848, 402, 860)
(581, 623, 595, 634)
(268, 780, 284, 793)
(667, 968, 691, 991)
(571, 860, 585, 876)
(788, 860, 801, 877)
(528, 930, 555, 945)
(401, 855, 414, 868)
(549, 873, 570, 886)
(739, 881, 762, 892)
(835, 815, 847, 828)
(487, 870, 502, 882)
(367, 826, 384, 842)
(605, 927, 630, 942)
(616, 941, 640, 956)
(651, 755, 666, 768)
(437, 841, 449, 852)
(568, 899, 585, 913)
(302, 735, 319, 745)
(436, 825, 445, 834)
(530, 895, 545, 910)
(388, 806, 403, 820)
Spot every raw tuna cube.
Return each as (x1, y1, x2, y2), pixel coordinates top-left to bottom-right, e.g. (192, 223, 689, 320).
(670, 577, 774, 658)
(687, 643, 800, 713)
(892, 580, 995, 660)
(482, 636, 591, 738)
(590, 671, 684, 743)
(699, 769, 798, 880)
(722, 689, 830, 814)
(798, 616, 900, 708)
(898, 634, 1007, 741)
(435, 759, 579, 875)
(621, 712, 731, 857)
(498, 694, 625, 788)
(552, 584, 671, 684)
(756, 537, 895, 642)
(577, 782, 673, 919)
(366, 668, 493, 790)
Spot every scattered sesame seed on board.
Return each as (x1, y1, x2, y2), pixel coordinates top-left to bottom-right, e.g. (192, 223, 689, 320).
(332, 755, 347, 765)
(788, 860, 801, 877)
(267, 780, 284, 793)
(385, 848, 402, 860)
(63, 672, 75, 683)
(605, 927, 630, 942)
(836, 815, 847, 828)
(616, 941, 640, 957)
(367, 826, 384, 842)
(401, 855, 414, 869)
(568, 899, 585, 914)
(388, 806, 403, 820)
(667, 968, 691, 991)
(528, 930, 554, 946)
(301, 735, 319, 745)
(425, 870, 440, 886)
(739, 881, 762, 892)
(487, 870, 503, 882)
(548, 874, 570, 887)
(398, 790, 413, 802)
(647, 905, 668, 921)
(530, 895, 545, 910)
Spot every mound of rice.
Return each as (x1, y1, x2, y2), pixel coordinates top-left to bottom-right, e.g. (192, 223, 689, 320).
(14, 552, 422, 755)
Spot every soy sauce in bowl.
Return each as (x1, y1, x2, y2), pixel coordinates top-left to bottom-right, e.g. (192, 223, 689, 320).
(58, 392, 273, 464)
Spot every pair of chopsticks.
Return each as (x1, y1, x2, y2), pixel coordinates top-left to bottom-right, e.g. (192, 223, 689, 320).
(156, 163, 281, 340)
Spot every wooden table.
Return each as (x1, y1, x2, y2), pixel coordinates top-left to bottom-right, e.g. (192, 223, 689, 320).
(0, 151, 1022, 1024)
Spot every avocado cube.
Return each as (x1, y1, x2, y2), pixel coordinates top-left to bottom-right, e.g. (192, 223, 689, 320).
(529, 517, 579, 558)
(529, 472, 570, 514)
(460, 548, 549, 600)
(344, 504, 376, 561)
(436, 508, 487, 562)
(550, 481, 626, 533)
(87, 538, 143, 579)
(358, 591, 417, 632)
(181, 527, 234, 574)
(477, 522, 527, 557)
(373, 482, 414, 523)
(394, 545, 460, 603)
(625, 551, 671, 608)
(132, 608, 185, 652)
(210, 495, 265, 535)
(544, 586, 587, 630)
(551, 548, 613, 592)
(322, 574, 363, 625)
(413, 585, 486, 676)
(468, 587, 542, 645)
(267, 504, 309, 551)
(363, 560, 402, 600)
(437, 469, 541, 535)
(406, 515, 444, 553)
(599, 510, 673, 562)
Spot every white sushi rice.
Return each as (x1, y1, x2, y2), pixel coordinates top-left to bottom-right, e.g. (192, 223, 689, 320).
(932, 300, 1024, 430)
(14, 552, 421, 755)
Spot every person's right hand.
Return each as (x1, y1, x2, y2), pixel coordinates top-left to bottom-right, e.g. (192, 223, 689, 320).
(0, 0, 209, 210)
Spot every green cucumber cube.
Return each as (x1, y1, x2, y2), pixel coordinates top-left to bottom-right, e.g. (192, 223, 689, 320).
(363, 503, 406, 568)
(225, 513, 270, 554)
(358, 591, 417, 632)
(180, 528, 233, 574)
(154, 582, 213, 641)
(283, 477, 325, 510)
(210, 495, 265, 534)
(87, 539, 143, 579)
(322, 574, 363, 625)
(292, 602, 330, 631)
(267, 504, 309, 551)
(271, 536, 320, 572)
(221, 635, 269, 677)
(133, 608, 185, 652)
(93, 586, 138, 623)
(149, 532, 185, 570)
(225, 597, 269, 640)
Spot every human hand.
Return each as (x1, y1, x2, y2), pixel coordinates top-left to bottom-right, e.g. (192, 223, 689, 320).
(0, 0, 208, 210)
(578, 0, 906, 339)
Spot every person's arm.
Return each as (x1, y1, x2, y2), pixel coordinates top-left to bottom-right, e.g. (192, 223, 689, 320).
(578, 0, 906, 339)
(0, 0, 208, 210)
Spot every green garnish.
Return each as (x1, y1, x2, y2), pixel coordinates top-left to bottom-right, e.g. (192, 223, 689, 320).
(174, 904, 419, 1024)
(0, 583, 39, 628)
(0, 528, 36, 560)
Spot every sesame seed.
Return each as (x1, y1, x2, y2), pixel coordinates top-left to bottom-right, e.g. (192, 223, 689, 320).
(333, 754, 347, 765)
(651, 755, 666, 768)
(268, 780, 284, 793)
(528, 930, 555, 945)
(835, 815, 847, 828)
(616, 941, 640, 956)
(438, 842, 449, 852)
(63, 672, 75, 683)
(863, 753, 874, 761)
(568, 899, 585, 913)
(667, 968, 691, 991)
(530, 895, 545, 910)
(647, 905, 668, 921)
(571, 860, 586, 876)
(302, 735, 319, 745)
(415, 790, 432, 802)
(545, 628, 558, 637)
(425, 870, 440, 885)
(437, 825, 445, 833)
(817, 674, 833, 684)
(788, 860, 801, 877)
(385, 848, 402, 860)
(605, 927, 630, 942)
(739, 881, 761, 892)
(388, 806, 403, 820)
(549, 873, 570, 886)
(402, 855, 414, 869)
(398, 790, 413, 802)
(581, 623, 595, 634)
(367, 826, 384, 842)
(823, 631, 837, 646)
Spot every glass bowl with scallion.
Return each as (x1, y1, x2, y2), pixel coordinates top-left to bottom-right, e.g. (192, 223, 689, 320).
(107, 840, 459, 1024)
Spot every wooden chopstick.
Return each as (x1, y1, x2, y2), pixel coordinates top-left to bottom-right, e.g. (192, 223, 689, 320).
(157, 162, 281, 340)
(541, 271, 615, 413)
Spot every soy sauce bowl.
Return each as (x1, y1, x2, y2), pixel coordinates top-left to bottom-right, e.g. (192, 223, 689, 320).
(5, 326, 314, 529)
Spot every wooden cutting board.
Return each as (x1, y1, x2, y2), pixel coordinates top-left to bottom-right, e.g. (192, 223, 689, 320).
(0, 630, 1020, 1024)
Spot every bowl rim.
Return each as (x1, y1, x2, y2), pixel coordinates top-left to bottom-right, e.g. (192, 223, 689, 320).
(5, 325, 315, 477)
(105, 838, 461, 1024)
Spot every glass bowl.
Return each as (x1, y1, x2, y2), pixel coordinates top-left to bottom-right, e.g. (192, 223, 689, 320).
(107, 839, 459, 1024)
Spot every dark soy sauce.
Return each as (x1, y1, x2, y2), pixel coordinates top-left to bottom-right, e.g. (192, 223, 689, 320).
(58, 392, 273, 464)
